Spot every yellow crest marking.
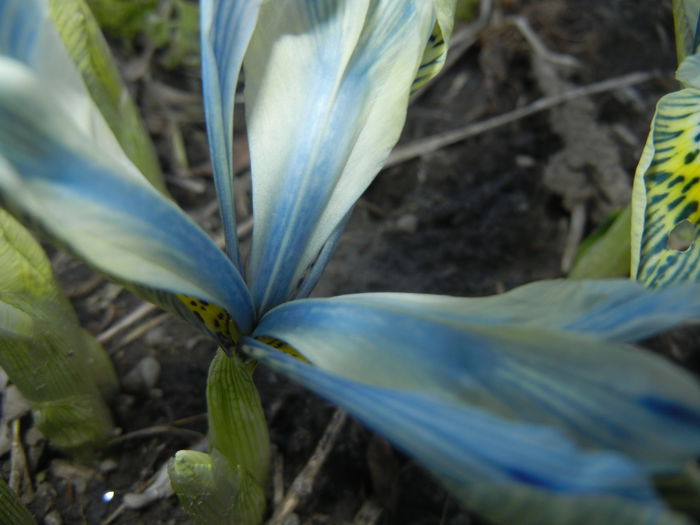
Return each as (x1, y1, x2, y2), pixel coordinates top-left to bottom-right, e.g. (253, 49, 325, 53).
(255, 335, 309, 363)
(176, 294, 240, 350)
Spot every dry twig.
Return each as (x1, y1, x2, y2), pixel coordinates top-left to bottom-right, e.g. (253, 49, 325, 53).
(9, 420, 32, 501)
(267, 409, 347, 525)
(386, 70, 655, 168)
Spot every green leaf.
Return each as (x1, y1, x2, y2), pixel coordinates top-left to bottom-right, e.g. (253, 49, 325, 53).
(455, 0, 479, 21)
(168, 449, 266, 525)
(673, 0, 700, 64)
(169, 350, 268, 525)
(569, 205, 631, 279)
(0, 209, 117, 452)
(85, 0, 158, 39)
(207, 350, 269, 487)
(0, 477, 36, 525)
(48, 0, 166, 192)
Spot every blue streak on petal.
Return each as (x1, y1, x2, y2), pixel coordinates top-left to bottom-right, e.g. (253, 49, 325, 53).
(243, 337, 663, 504)
(293, 206, 353, 300)
(255, 292, 700, 470)
(299, 279, 700, 343)
(200, 0, 262, 269)
(0, 0, 41, 61)
(0, 60, 255, 331)
(246, 0, 435, 314)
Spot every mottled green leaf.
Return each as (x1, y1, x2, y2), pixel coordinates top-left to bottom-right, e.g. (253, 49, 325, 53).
(0, 209, 117, 452)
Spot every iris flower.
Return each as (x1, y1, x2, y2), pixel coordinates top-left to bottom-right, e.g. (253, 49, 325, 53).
(2, 0, 700, 523)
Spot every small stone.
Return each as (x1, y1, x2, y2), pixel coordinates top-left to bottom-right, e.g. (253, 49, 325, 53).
(121, 356, 161, 393)
(396, 213, 418, 233)
(144, 327, 168, 346)
(281, 514, 300, 525)
(51, 459, 96, 496)
(515, 154, 536, 168)
(99, 458, 118, 474)
(44, 509, 63, 525)
(2, 384, 31, 421)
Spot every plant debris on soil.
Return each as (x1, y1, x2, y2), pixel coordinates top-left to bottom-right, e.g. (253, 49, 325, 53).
(0, 1, 688, 524)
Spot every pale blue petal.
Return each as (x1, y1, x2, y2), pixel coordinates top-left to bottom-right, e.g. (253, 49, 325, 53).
(200, 0, 262, 268)
(245, 0, 436, 313)
(306, 279, 700, 343)
(292, 207, 353, 300)
(254, 288, 700, 471)
(0, 0, 148, 184)
(244, 339, 687, 524)
(0, 58, 254, 332)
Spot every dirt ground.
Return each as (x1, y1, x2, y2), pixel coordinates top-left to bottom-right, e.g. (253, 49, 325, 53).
(0, 1, 687, 524)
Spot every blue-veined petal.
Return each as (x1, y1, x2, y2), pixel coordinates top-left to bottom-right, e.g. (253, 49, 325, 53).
(200, 0, 262, 269)
(0, 57, 255, 333)
(254, 286, 700, 471)
(244, 339, 689, 525)
(630, 83, 700, 287)
(245, 0, 436, 313)
(0, 0, 146, 185)
(290, 279, 700, 343)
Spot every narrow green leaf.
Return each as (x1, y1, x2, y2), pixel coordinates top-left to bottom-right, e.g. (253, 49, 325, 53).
(0, 477, 36, 525)
(169, 350, 268, 525)
(207, 349, 269, 487)
(569, 205, 631, 279)
(47, 0, 166, 192)
(673, 0, 700, 63)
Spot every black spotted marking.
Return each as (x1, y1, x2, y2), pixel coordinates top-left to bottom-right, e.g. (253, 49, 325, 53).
(668, 175, 685, 188)
(255, 335, 309, 362)
(176, 294, 241, 351)
(648, 171, 672, 184)
(650, 192, 669, 205)
(682, 177, 700, 193)
(636, 89, 700, 287)
(667, 196, 685, 211)
(677, 201, 699, 223)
